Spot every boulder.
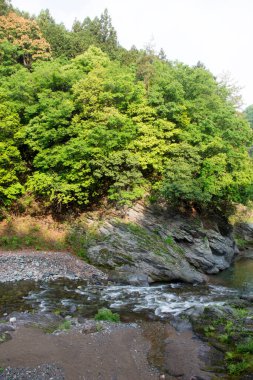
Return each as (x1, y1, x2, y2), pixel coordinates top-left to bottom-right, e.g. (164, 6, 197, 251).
(85, 203, 238, 284)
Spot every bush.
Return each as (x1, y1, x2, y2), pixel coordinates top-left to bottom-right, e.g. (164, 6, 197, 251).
(94, 308, 120, 322)
(57, 320, 71, 331)
(237, 339, 253, 354)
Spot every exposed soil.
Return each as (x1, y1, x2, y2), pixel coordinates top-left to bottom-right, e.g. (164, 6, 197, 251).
(0, 324, 159, 380)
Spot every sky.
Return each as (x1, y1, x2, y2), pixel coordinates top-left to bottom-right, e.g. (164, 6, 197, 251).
(10, 0, 253, 108)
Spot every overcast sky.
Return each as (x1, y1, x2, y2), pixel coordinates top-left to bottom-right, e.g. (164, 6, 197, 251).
(11, 0, 253, 108)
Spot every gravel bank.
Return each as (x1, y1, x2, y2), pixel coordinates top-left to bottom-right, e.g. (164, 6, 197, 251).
(0, 251, 107, 283)
(0, 364, 65, 380)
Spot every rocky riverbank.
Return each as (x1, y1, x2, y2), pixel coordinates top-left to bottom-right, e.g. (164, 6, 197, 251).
(0, 251, 107, 284)
(83, 203, 239, 284)
(0, 311, 159, 380)
(0, 308, 221, 380)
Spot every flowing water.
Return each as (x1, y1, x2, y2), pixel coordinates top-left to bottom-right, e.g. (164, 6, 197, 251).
(1, 255, 252, 320)
(0, 255, 252, 379)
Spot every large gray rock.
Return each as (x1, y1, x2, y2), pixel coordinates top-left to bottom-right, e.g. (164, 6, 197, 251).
(85, 203, 238, 284)
(234, 222, 253, 242)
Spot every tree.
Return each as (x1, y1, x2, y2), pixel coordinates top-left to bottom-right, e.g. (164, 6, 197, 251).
(244, 105, 253, 129)
(68, 9, 118, 59)
(0, 0, 12, 16)
(0, 11, 51, 67)
(37, 9, 71, 58)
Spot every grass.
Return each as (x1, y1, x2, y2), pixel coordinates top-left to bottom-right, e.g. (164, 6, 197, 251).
(234, 236, 249, 250)
(65, 222, 99, 260)
(227, 361, 249, 375)
(57, 320, 71, 331)
(197, 307, 253, 376)
(0, 215, 66, 252)
(0, 214, 97, 261)
(164, 235, 174, 245)
(0, 333, 10, 344)
(237, 340, 253, 354)
(94, 308, 120, 323)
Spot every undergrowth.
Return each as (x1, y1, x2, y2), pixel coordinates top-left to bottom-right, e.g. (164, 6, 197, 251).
(196, 306, 253, 376)
(94, 308, 120, 323)
(0, 214, 98, 261)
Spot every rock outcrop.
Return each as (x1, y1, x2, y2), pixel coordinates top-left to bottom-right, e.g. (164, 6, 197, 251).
(234, 222, 253, 244)
(85, 203, 238, 284)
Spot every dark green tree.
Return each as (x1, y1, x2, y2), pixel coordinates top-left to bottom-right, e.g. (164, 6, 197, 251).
(37, 9, 71, 58)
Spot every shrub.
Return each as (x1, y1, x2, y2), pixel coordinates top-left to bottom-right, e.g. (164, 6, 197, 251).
(57, 320, 71, 331)
(237, 339, 253, 354)
(94, 308, 120, 322)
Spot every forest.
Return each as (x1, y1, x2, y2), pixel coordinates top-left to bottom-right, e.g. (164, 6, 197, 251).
(0, 0, 253, 216)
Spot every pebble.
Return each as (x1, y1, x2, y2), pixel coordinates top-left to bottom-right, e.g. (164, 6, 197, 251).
(0, 364, 65, 380)
(0, 251, 107, 284)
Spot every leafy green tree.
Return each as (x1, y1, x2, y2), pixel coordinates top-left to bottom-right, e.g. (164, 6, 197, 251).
(0, 4, 252, 216)
(149, 61, 253, 211)
(0, 143, 24, 206)
(68, 9, 118, 59)
(0, 97, 24, 205)
(37, 9, 71, 58)
(244, 105, 253, 129)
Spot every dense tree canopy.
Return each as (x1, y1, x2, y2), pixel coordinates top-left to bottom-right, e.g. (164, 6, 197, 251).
(0, 4, 252, 214)
(0, 11, 51, 67)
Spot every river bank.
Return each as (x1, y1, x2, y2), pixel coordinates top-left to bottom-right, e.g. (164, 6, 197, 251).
(0, 308, 219, 380)
(0, 254, 253, 379)
(0, 207, 252, 379)
(0, 250, 107, 284)
(0, 320, 159, 380)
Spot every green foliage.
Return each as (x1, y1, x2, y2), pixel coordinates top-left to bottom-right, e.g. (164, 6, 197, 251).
(94, 308, 120, 322)
(164, 235, 174, 245)
(0, 6, 252, 215)
(0, 143, 24, 206)
(57, 320, 71, 331)
(227, 361, 249, 375)
(237, 339, 253, 354)
(244, 104, 253, 129)
(199, 307, 253, 376)
(65, 222, 98, 260)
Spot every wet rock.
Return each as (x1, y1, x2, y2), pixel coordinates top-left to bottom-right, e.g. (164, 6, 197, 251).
(7, 311, 63, 329)
(0, 325, 15, 334)
(240, 294, 253, 302)
(108, 271, 150, 286)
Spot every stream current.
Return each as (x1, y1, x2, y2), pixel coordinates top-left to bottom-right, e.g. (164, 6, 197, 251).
(1, 254, 252, 320)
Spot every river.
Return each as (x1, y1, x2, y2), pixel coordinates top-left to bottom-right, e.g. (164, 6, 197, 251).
(0, 255, 252, 379)
(1, 255, 252, 320)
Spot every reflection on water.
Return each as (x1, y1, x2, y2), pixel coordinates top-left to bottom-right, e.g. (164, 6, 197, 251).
(209, 255, 253, 294)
